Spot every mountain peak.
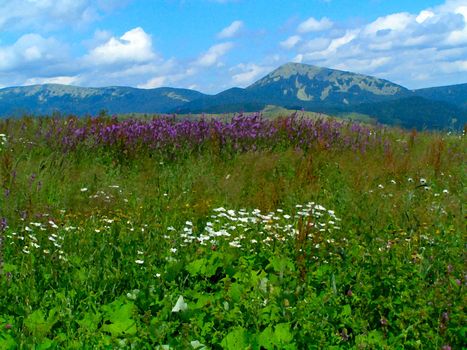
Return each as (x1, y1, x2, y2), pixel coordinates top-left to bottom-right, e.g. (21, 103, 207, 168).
(248, 62, 408, 104)
(251, 63, 326, 86)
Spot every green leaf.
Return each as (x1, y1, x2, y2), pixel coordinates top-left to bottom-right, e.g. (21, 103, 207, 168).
(101, 298, 137, 337)
(267, 256, 295, 275)
(228, 283, 243, 303)
(274, 323, 293, 345)
(0, 333, 17, 350)
(221, 327, 250, 350)
(24, 309, 59, 339)
(342, 304, 352, 317)
(186, 253, 223, 278)
(258, 326, 275, 350)
(77, 312, 102, 333)
(186, 258, 207, 276)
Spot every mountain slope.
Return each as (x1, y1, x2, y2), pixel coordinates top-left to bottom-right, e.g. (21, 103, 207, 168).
(179, 62, 412, 113)
(0, 84, 206, 116)
(413, 83, 467, 110)
(247, 62, 410, 106)
(354, 96, 467, 130)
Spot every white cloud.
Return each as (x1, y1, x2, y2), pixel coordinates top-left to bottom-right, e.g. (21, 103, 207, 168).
(289, 0, 467, 88)
(364, 12, 412, 35)
(84, 27, 156, 65)
(24, 76, 79, 85)
(195, 42, 233, 67)
(297, 16, 333, 33)
(0, 33, 67, 72)
(138, 76, 167, 89)
(416, 10, 435, 23)
(217, 20, 244, 39)
(231, 63, 271, 86)
(0, 0, 124, 31)
(280, 35, 301, 49)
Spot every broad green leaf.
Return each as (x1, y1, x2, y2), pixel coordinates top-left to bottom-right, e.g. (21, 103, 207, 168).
(24, 309, 58, 339)
(101, 298, 137, 337)
(258, 326, 275, 350)
(77, 312, 102, 333)
(274, 323, 293, 345)
(221, 327, 250, 350)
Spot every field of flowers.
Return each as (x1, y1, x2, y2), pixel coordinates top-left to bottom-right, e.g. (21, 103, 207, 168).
(0, 114, 465, 349)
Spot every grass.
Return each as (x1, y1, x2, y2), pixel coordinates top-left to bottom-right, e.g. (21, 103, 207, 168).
(0, 115, 465, 349)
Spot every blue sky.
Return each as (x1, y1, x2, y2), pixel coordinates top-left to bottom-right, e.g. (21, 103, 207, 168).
(1, 0, 466, 93)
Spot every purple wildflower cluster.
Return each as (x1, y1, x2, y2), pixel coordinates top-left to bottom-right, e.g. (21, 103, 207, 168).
(17, 114, 390, 156)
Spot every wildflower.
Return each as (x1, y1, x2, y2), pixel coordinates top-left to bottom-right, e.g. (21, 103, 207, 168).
(126, 289, 140, 300)
(80, 188, 88, 192)
(135, 259, 144, 264)
(155, 273, 161, 278)
(229, 241, 241, 248)
(170, 247, 177, 253)
(172, 296, 188, 312)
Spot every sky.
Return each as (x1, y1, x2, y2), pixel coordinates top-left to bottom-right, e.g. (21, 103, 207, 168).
(0, 0, 466, 93)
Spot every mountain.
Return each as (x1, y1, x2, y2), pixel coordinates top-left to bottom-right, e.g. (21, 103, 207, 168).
(178, 62, 412, 113)
(178, 63, 465, 129)
(354, 96, 466, 130)
(0, 84, 206, 116)
(247, 62, 411, 106)
(413, 83, 467, 110)
(0, 63, 465, 129)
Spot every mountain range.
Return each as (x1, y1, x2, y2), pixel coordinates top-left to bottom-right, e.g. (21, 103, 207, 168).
(0, 63, 466, 130)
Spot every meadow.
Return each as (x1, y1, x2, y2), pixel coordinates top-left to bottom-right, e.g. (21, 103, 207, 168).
(0, 114, 465, 349)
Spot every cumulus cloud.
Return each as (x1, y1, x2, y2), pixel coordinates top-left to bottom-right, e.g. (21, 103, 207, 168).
(0, 33, 69, 72)
(297, 17, 333, 33)
(217, 20, 244, 39)
(290, 0, 467, 88)
(84, 27, 157, 66)
(195, 42, 233, 67)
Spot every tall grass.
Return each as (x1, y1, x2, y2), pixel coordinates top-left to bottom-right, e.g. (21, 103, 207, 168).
(0, 115, 465, 349)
